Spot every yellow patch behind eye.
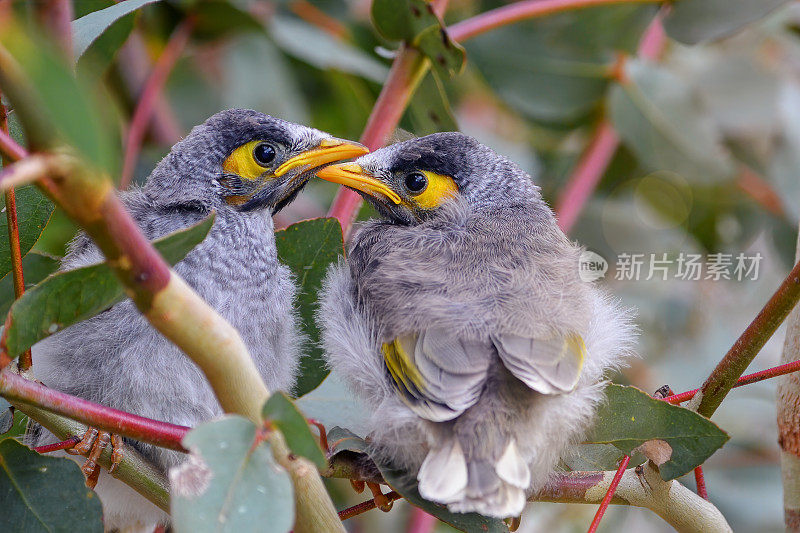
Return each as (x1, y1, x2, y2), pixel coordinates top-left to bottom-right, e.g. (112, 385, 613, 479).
(410, 170, 458, 209)
(222, 140, 267, 182)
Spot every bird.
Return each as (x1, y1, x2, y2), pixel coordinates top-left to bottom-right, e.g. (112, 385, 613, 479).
(27, 109, 368, 531)
(315, 132, 636, 519)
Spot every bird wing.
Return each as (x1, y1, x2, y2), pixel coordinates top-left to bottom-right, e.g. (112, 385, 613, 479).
(492, 333, 586, 394)
(383, 328, 491, 422)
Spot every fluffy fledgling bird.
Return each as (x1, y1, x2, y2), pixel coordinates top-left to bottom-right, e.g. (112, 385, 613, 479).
(29, 109, 367, 530)
(316, 133, 636, 518)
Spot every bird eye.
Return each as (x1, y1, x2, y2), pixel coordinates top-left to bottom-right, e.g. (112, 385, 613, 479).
(253, 142, 277, 167)
(404, 172, 428, 194)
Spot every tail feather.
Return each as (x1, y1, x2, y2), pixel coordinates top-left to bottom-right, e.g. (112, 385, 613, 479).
(417, 436, 530, 518)
(417, 438, 468, 503)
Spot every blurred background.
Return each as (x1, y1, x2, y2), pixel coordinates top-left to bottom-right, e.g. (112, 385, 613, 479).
(3, 0, 799, 531)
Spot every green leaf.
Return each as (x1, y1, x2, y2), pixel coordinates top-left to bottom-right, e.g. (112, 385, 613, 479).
(4, 213, 215, 357)
(467, 5, 656, 125)
(295, 372, 370, 436)
(192, 1, 263, 41)
(587, 384, 730, 480)
(275, 218, 344, 397)
(404, 70, 458, 135)
(171, 416, 293, 533)
(0, 439, 104, 532)
(1, 27, 119, 172)
(262, 392, 326, 469)
(327, 428, 508, 532)
(72, 0, 161, 60)
(371, 0, 464, 77)
(664, 0, 790, 44)
(0, 252, 60, 318)
(609, 60, 736, 184)
(269, 16, 389, 84)
(0, 186, 54, 282)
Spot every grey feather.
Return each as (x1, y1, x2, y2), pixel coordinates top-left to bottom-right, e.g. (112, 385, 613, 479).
(319, 132, 638, 519)
(27, 109, 335, 531)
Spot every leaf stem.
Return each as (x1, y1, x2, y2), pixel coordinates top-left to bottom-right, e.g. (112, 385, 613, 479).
(120, 18, 194, 189)
(586, 454, 630, 533)
(0, 97, 30, 370)
(337, 490, 402, 521)
(694, 466, 708, 500)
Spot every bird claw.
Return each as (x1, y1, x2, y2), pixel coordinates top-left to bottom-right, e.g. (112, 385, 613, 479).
(367, 482, 393, 512)
(306, 418, 329, 452)
(65, 428, 123, 488)
(505, 516, 522, 531)
(350, 479, 366, 494)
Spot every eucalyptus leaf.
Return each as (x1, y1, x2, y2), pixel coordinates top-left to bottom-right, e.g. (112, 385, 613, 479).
(269, 16, 389, 84)
(664, 0, 790, 44)
(4, 213, 215, 357)
(275, 218, 344, 397)
(0, 440, 104, 532)
(171, 416, 293, 533)
(0, 252, 60, 318)
(609, 60, 736, 184)
(295, 372, 370, 437)
(588, 384, 730, 480)
(72, 0, 160, 60)
(262, 392, 326, 469)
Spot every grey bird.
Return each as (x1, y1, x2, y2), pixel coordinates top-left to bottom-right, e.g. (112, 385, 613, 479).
(28, 109, 367, 531)
(315, 133, 636, 518)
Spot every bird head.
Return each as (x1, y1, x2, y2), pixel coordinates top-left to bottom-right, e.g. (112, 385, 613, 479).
(144, 109, 368, 214)
(315, 132, 539, 224)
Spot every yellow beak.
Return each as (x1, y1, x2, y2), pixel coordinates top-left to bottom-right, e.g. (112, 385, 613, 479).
(315, 163, 402, 205)
(274, 138, 369, 178)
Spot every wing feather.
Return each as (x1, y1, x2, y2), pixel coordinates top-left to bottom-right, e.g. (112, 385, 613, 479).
(492, 333, 586, 394)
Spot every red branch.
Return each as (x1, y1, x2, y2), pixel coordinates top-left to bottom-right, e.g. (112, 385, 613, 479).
(555, 16, 664, 233)
(120, 19, 194, 189)
(33, 436, 80, 454)
(556, 121, 618, 233)
(694, 466, 708, 500)
(666, 359, 800, 405)
(0, 128, 29, 161)
(326, 46, 426, 236)
(0, 98, 30, 370)
(0, 371, 188, 451)
(587, 454, 630, 533)
(449, 0, 662, 42)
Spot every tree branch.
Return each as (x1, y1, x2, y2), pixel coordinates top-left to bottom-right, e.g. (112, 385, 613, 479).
(690, 256, 800, 417)
(778, 223, 800, 530)
(448, 0, 663, 42)
(0, 369, 188, 451)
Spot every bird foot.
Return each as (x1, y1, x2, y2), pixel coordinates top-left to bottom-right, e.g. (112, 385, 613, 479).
(66, 428, 123, 488)
(367, 482, 393, 512)
(350, 479, 366, 494)
(505, 516, 522, 531)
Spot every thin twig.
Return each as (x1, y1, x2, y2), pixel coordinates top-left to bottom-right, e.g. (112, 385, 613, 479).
(448, 0, 663, 42)
(694, 466, 708, 500)
(587, 455, 630, 533)
(33, 436, 80, 454)
(0, 97, 30, 369)
(665, 359, 800, 404)
(120, 19, 194, 189)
